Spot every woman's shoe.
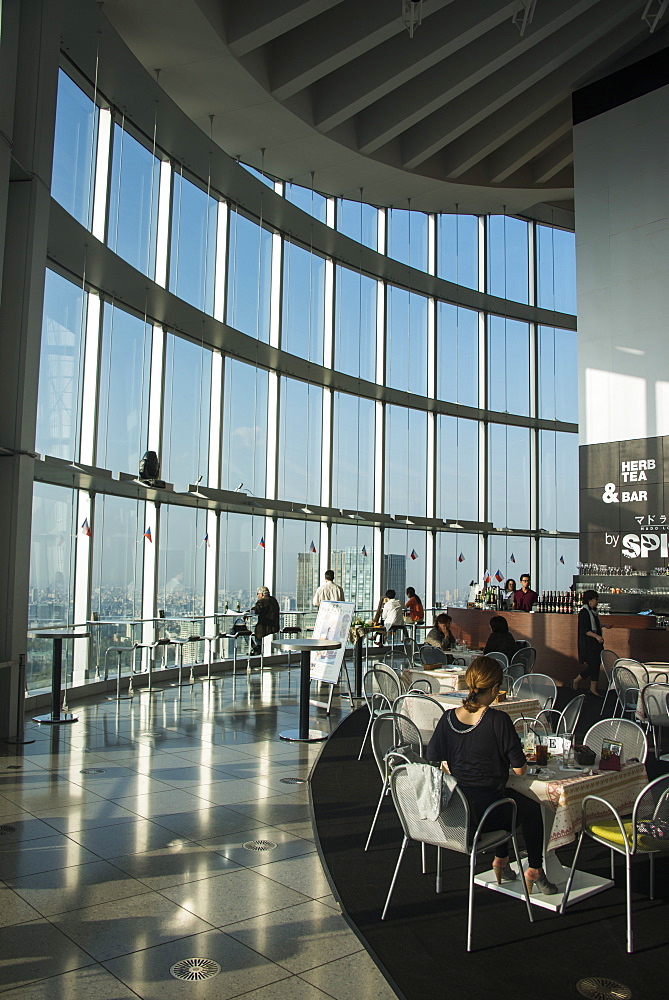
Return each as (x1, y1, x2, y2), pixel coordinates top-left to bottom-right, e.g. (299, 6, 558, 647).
(492, 862, 518, 884)
(525, 870, 559, 895)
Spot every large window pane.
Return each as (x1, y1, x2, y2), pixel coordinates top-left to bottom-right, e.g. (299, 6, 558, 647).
(488, 424, 531, 530)
(332, 393, 375, 511)
(218, 512, 265, 612)
(36, 270, 86, 461)
(107, 124, 160, 277)
(285, 182, 327, 223)
(435, 532, 478, 608)
(539, 431, 579, 532)
(157, 505, 207, 619)
(275, 518, 319, 613)
(487, 216, 529, 304)
(386, 287, 428, 395)
(384, 528, 427, 605)
(536, 224, 576, 315)
(487, 535, 531, 590)
(334, 266, 376, 381)
(97, 303, 151, 474)
(28, 484, 76, 691)
(169, 173, 217, 314)
(330, 523, 375, 612)
(437, 214, 479, 290)
(226, 211, 272, 342)
(162, 336, 211, 491)
(487, 316, 530, 416)
(52, 70, 97, 227)
(539, 537, 579, 592)
(222, 359, 268, 496)
(436, 302, 479, 407)
(436, 415, 479, 521)
(282, 242, 325, 362)
(387, 208, 428, 271)
(91, 495, 144, 621)
(384, 405, 427, 516)
(538, 326, 578, 422)
(278, 378, 322, 504)
(336, 198, 378, 249)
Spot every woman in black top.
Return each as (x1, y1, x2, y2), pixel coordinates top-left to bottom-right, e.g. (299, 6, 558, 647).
(427, 655, 557, 895)
(573, 589, 610, 695)
(483, 615, 517, 660)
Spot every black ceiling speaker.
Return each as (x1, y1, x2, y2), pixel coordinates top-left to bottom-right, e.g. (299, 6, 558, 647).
(138, 451, 165, 488)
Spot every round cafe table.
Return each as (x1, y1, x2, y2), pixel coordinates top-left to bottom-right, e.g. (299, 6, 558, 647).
(272, 638, 341, 742)
(31, 631, 90, 725)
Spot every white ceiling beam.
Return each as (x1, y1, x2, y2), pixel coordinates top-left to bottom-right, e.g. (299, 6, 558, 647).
(399, 4, 643, 169)
(355, 0, 602, 155)
(312, 0, 513, 133)
(532, 136, 574, 184)
(223, 0, 341, 56)
(444, 96, 572, 181)
(485, 101, 572, 183)
(267, 0, 449, 101)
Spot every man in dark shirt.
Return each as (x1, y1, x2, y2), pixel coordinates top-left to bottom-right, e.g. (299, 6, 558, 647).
(513, 573, 537, 612)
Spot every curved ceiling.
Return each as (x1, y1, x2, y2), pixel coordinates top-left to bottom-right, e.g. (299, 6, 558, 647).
(102, 0, 669, 218)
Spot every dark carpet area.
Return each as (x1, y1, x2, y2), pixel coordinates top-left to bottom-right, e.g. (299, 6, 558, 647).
(310, 693, 669, 1000)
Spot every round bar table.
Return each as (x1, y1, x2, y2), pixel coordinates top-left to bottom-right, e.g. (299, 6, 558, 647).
(32, 631, 90, 725)
(272, 638, 341, 742)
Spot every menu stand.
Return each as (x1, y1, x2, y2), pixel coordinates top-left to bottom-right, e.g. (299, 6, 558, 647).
(272, 638, 340, 742)
(32, 631, 90, 725)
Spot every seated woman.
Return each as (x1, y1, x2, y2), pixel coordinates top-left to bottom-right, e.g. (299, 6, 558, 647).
(426, 656, 557, 895)
(425, 613, 456, 652)
(249, 585, 280, 655)
(483, 615, 518, 660)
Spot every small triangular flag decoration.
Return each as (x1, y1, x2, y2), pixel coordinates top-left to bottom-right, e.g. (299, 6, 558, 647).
(204, 532, 210, 548)
(410, 549, 418, 560)
(362, 545, 368, 557)
(509, 552, 516, 563)
(495, 569, 504, 582)
(559, 554, 565, 564)
(484, 568, 491, 584)
(258, 536, 265, 549)
(80, 518, 91, 537)
(144, 526, 152, 542)
(458, 552, 465, 563)
(309, 540, 317, 553)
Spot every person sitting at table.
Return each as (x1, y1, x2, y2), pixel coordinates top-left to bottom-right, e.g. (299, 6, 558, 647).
(405, 587, 424, 624)
(427, 655, 558, 895)
(483, 615, 518, 660)
(573, 589, 611, 696)
(249, 585, 280, 655)
(503, 578, 517, 609)
(425, 613, 456, 656)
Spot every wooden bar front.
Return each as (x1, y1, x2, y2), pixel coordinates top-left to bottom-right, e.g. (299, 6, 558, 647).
(446, 608, 668, 686)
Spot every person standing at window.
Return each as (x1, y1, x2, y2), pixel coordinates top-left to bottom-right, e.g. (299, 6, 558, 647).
(513, 574, 537, 612)
(503, 578, 517, 609)
(313, 569, 344, 607)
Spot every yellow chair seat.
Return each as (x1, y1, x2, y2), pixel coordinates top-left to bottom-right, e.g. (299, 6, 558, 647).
(589, 819, 664, 851)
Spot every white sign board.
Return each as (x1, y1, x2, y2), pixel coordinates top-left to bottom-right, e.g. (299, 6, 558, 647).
(310, 601, 354, 685)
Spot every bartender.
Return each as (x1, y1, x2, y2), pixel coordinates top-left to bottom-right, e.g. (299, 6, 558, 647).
(513, 573, 537, 612)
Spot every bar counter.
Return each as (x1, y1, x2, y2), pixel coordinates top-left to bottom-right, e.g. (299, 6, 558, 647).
(446, 608, 668, 687)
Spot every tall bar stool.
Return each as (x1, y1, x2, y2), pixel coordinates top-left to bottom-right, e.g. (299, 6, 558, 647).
(148, 636, 173, 688)
(171, 634, 203, 686)
(202, 629, 227, 681)
(281, 626, 302, 673)
(224, 619, 253, 678)
(104, 644, 136, 699)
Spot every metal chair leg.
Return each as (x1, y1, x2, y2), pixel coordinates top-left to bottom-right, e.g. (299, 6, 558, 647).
(467, 846, 477, 952)
(382, 836, 408, 920)
(560, 830, 586, 914)
(435, 846, 442, 893)
(358, 710, 374, 760)
(365, 783, 388, 851)
(626, 854, 634, 953)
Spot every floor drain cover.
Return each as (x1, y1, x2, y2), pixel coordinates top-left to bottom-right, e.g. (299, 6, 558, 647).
(80, 768, 106, 775)
(243, 839, 278, 852)
(170, 958, 221, 981)
(0, 825, 16, 835)
(576, 978, 632, 1000)
(280, 777, 306, 784)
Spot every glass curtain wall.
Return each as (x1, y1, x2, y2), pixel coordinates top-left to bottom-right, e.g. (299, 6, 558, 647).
(31, 67, 580, 691)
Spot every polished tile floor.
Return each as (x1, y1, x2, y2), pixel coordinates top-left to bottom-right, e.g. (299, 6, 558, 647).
(0, 667, 399, 999)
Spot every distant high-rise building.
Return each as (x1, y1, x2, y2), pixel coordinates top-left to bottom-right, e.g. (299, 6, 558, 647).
(331, 547, 373, 611)
(296, 552, 319, 611)
(383, 554, 406, 598)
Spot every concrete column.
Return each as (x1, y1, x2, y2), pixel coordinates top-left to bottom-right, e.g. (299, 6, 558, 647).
(0, 0, 63, 738)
